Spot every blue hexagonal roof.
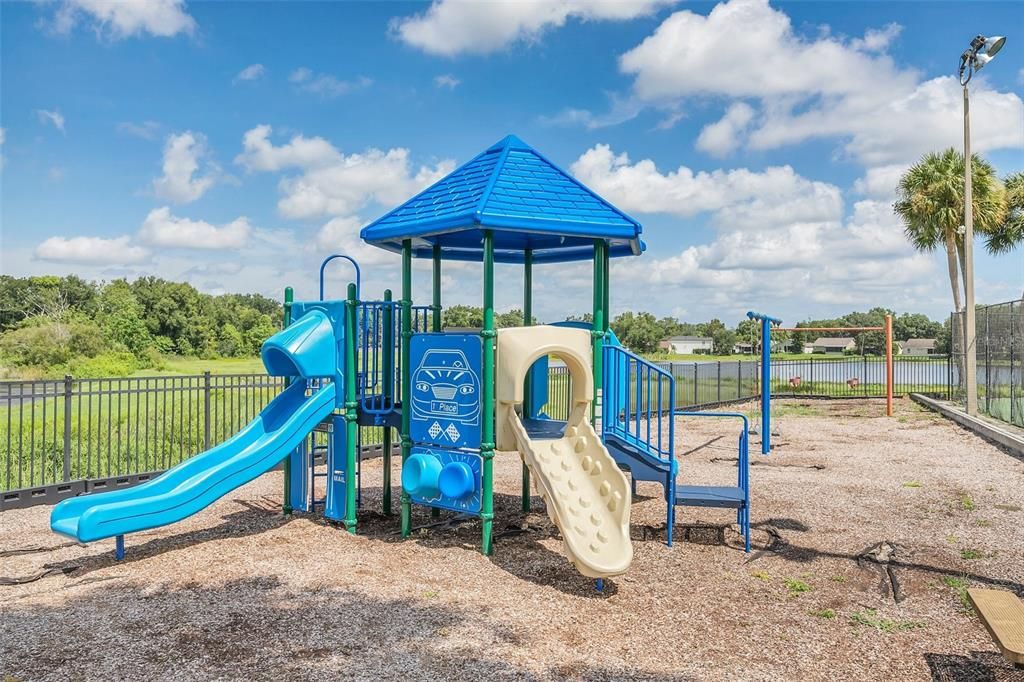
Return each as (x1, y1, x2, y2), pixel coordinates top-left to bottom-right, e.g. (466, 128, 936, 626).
(359, 135, 644, 263)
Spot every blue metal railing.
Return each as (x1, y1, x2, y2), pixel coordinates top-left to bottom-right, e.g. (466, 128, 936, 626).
(356, 302, 433, 416)
(358, 300, 399, 415)
(672, 411, 751, 551)
(602, 345, 675, 466)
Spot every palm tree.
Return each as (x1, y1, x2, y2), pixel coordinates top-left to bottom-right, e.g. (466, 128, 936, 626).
(895, 149, 1007, 316)
(985, 171, 1024, 256)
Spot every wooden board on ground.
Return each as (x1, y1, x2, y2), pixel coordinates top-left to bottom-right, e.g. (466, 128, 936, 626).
(967, 588, 1024, 665)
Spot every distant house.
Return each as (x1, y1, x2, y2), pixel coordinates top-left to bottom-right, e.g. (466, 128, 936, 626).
(734, 341, 786, 354)
(812, 337, 856, 354)
(802, 343, 815, 354)
(902, 338, 938, 356)
(661, 335, 714, 354)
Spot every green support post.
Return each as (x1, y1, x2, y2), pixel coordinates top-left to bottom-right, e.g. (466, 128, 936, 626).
(381, 289, 393, 515)
(400, 240, 413, 537)
(432, 244, 442, 331)
(430, 244, 443, 519)
(282, 286, 293, 515)
(592, 241, 606, 421)
(480, 230, 496, 555)
(343, 283, 359, 533)
(603, 247, 610, 335)
(521, 248, 532, 513)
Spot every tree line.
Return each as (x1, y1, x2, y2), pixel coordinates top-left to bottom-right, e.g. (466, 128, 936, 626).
(437, 305, 947, 356)
(0, 275, 281, 377)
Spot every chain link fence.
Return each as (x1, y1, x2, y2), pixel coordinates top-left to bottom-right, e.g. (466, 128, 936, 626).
(952, 298, 1024, 427)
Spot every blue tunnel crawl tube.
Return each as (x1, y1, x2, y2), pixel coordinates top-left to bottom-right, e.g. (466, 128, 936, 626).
(261, 309, 338, 378)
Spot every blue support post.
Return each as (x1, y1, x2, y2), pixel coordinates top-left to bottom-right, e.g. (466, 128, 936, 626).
(115, 535, 125, 561)
(746, 311, 781, 455)
(761, 316, 771, 454)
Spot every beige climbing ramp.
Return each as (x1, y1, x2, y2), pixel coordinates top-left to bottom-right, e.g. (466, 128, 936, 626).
(967, 588, 1024, 666)
(506, 407, 632, 578)
(495, 325, 632, 579)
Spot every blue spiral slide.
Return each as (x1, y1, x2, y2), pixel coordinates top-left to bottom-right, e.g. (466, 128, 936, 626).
(50, 307, 341, 544)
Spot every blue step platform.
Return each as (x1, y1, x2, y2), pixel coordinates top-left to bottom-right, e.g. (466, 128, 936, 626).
(600, 345, 753, 551)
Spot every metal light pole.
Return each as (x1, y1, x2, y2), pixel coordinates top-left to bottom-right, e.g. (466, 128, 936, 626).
(958, 34, 1006, 416)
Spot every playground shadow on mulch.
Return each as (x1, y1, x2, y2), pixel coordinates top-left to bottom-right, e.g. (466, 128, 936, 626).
(923, 650, 1019, 681)
(28, 497, 294, 581)
(0, 573, 686, 681)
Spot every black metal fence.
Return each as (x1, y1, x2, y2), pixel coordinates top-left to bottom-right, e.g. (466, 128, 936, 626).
(1, 355, 954, 510)
(1, 373, 285, 510)
(952, 298, 1023, 427)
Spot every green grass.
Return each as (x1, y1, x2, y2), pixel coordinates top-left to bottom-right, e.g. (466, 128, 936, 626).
(751, 570, 771, 582)
(849, 608, 926, 633)
(959, 548, 985, 560)
(809, 608, 837, 619)
(830, 575, 848, 583)
(784, 578, 812, 596)
(902, 481, 922, 488)
(958, 493, 976, 511)
(132, 355, 269, 376)
(941, 576, 973, 613)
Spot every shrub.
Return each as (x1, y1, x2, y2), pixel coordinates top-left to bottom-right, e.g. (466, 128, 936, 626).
(65, 351, 139, 378)
(0, 316, 105, 367)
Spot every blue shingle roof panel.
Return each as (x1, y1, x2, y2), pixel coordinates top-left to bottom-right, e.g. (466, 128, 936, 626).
(360, 135, 643, 262)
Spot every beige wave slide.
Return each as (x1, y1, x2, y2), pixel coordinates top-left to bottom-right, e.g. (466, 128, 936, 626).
(496, 326, 633, 579)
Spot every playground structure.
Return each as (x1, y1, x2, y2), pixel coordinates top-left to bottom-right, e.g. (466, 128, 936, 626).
(49, 135, 755, 580)
(747, 311, 894, 454)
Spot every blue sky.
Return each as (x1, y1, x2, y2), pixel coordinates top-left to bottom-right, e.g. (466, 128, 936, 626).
(1, 0, 1022, 325)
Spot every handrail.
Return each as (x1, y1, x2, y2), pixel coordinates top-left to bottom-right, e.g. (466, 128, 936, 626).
(319, 254, 361, 301)
(358, 299, 400, 416)
(602, 345, 675, 466)
(673, 410, 750, 505)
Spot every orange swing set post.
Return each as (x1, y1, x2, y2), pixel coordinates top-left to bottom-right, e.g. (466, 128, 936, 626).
(772, 315, 894, 417)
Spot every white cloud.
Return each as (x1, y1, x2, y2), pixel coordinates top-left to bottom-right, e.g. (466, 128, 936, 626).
(315, 216, 397, 267)
(234, 64, 266, 83)
(562, 138, 937, 321)
(619, 0, 1024, 165)
(570, 143, 842, 229)
(540, 93, 644, 130)
(48, 0, 196, 39)
(289, 67, 372, 97)
(36, 109, 66, 133)
(35, 235, 150, 265)
(138, 207, 251, 249)
(235, 124, 455, 220)
(117, 120, 161, 140)
(850, 22, 901, 52)
(391, 0, 676, 56)
(151, 131, 219, 203)
(235, 124, 339, 171)
(696, 102, 754, 157)
(749, 75, 1024, 166)
(0, 128, 5, 145)
(434, 74, 461, 90)
(852, 164, 906, 199)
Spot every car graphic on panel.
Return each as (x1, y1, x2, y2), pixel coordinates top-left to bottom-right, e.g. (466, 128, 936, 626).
(411, 349, 481, 423)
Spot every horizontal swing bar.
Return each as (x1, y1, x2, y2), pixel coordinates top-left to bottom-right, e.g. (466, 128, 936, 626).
(772, 327, 884, 332)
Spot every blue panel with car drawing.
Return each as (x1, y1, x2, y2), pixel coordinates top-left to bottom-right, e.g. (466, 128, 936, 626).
(403, 446, 483, 514)
(409, 334, 482, 449)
